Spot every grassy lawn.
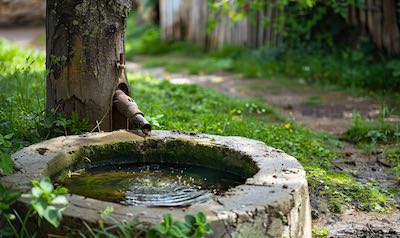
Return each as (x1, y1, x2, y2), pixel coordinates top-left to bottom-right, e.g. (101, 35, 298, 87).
(1, 39, 398, 216)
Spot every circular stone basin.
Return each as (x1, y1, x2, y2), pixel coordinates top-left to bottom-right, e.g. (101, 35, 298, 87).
(2, 130, 311, 237)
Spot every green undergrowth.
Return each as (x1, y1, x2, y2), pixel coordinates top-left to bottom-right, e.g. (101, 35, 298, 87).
(342, 113, 400, 144)
(126, 16, 400, 95)
(0, 39, 396, 216)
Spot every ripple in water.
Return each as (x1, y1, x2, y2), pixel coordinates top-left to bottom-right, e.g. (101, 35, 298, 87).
(62, 163, 245, 206)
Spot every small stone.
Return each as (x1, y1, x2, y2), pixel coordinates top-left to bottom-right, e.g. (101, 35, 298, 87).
(282, 184, 288, 189)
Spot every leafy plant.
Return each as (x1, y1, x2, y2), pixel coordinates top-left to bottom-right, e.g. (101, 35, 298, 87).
(1, 177, 68, 238)
(342, 112, 400, 143)
(0, 152, 13, 176)
(148, 214, 190, 238)
(312, 226, 329, 237)
(25, 177, 69, 227)
(43, 111, 91, 137)
(147, 212, 212, 238)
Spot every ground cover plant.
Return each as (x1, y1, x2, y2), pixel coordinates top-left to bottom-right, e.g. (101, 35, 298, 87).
(0, 39, 398, 236)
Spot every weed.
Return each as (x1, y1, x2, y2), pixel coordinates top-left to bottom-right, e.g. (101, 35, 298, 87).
(1, 178, 68, 237)
(312, 226, 329, 238)
(342, 113, 400, 144)
(148, 213, 212, 238)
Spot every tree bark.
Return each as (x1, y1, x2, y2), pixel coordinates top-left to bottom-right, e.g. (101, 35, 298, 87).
(46, 0, 133, 131)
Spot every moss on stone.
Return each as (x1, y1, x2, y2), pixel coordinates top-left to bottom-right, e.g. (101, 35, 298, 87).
(56, 138, 259, 180)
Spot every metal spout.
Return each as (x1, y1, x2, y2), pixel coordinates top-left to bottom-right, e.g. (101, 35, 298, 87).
(114, 89, 151, 134)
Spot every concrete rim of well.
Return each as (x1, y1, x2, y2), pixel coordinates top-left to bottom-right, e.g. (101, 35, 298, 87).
(2, 130, 311, 237)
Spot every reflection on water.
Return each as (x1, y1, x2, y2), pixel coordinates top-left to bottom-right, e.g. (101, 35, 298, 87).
(63, 163, 245, 206)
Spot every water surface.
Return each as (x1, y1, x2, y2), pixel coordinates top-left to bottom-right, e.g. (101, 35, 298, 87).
(63, 163, 245, 206)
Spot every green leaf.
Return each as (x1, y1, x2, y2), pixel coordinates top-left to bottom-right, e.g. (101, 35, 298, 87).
(0, 152, 13, 176)
(169, 225, 186, 238)
(100, 206, 114, 220)
(54, 187, 68, 195)
(3, 134, 13, 140)
(152, 224, 167, 234)
(32, 200, 47, 217)
(39, 177, 54, 192)
(163, 213, 173, 228)
(31, 187, 42, 198)
(173, 221, 191, 235)
(43, 206, 63, 227)
(184, 215, 196, 227)
(31, 180, 40, 188)
(51, 195, 68, 205)
(195, 212, 207, 224)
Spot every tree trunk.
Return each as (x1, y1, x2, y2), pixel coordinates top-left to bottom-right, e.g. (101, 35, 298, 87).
(46, 0, 133, 131)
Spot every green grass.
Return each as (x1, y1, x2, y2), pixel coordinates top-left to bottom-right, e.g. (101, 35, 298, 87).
(0, 39, 397, 213)
(0, 39, 90, 175)
(0, 40, 46, 175)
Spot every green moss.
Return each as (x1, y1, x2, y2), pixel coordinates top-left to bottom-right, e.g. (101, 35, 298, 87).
(307, 168, 392, 213)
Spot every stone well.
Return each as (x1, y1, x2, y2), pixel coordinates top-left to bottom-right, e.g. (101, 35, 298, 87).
(2, 130, 311, 237)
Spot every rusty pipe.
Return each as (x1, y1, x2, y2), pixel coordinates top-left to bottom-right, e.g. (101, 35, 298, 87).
(114, 89, 151, 134)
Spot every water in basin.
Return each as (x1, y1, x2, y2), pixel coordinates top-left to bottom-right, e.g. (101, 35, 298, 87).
(62, 163, 245, 206)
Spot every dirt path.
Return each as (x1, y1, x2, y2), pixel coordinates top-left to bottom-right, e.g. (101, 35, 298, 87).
(0, 26, 45, 49)
(1, 28, 399, 237)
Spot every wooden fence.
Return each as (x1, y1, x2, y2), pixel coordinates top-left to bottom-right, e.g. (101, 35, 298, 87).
(348, 0, 400, 56)
(159, 0, 400, 55)
(159, 0, 282, 49)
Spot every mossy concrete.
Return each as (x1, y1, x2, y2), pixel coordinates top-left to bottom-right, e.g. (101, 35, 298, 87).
(2, 130, 311, 237)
